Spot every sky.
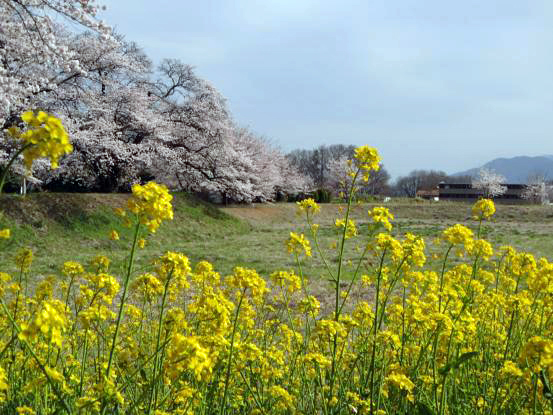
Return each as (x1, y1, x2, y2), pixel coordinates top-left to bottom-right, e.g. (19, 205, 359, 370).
(99, 0, 553, 179)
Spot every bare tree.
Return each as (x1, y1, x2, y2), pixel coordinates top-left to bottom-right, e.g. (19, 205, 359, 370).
(365, 165, 391, 195)
(394, 170, 448, 197)
(395, 174, 421, 198)
(287, 144, 355, 188)
(472, 168, 507, 198)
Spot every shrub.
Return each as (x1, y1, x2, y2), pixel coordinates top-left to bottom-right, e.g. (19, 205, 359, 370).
(314, 187, 331, 203)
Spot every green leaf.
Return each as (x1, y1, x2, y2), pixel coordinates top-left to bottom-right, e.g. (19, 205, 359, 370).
(140, 368, 148, 383)
(540, 369, 553, 400)
(417, 402, 436, 415)
(438, 351, 479, 376)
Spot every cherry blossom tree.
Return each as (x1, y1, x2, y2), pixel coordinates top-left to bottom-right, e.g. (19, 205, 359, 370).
(197, 127, 309, 203)
(0, 0, 111, 125)
(472, 168, 507, 198)
(1, 1, 310, 199)
(522, 174, 551, 204)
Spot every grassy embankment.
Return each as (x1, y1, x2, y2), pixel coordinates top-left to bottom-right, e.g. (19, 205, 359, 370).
(0, 193, 250, 277)
(2, 194, 553, 283)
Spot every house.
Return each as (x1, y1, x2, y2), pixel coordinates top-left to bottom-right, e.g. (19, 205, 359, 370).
(438, 183, 526, 203)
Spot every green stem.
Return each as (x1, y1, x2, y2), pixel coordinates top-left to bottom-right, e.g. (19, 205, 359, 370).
(102, 221, 140, 413)
(438, 245, 453, 313)
(369, 248, 387, 415)
(307, 215, 335, 281)
(78, 331, 89, 396)
(328, 169, 359, 410)
(334, 168, 360, 320)
(399, 286, 407, 365)
(220, 287, 246, 415)
(338, 240, 372, 316)
(148, 268, 174, 414)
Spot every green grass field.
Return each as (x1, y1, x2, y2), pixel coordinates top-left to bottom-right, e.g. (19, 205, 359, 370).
(2, 194, 553, 283)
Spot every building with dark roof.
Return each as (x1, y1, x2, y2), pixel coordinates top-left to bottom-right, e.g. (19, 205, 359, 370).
(438, 183, 526, 203)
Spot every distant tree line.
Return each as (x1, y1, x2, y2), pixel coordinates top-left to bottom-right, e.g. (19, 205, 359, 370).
(393, 170, 473, 197)
(287, 145, 392, 198)
(287, 145, 472, 199)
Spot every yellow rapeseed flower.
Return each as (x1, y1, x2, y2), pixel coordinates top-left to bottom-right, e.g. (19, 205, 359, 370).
(127, 181, 173, 233)
(296, 198, 320, 216)
(20, 300, 68, 347)
(286, 232, 312, 257)
(8, 111, 72, 170)
(442, 224, 473, 246)
(468, 239, 493, 260)
(165, 334, 213, 381)
(335, 218, 357, 239)
(131, 273, 164, 299)
(268, 385, 295, 411)
(270, 270, 301, 293)
(500, 360, 523, 377)
(402, 233, 426, 267)
(61, 261, 84, 277)
(353, 145, 381, 181)
(314, 319, 347, 340)
(369, 206, 394, 231)
(375, 233, 404, 262)
(520, 336, 553, 372)
(300, 353, 332, 368)
(16, 407, 36, 415)
(0, 367, 7, 392)
(0, 229, 10, 239)
(155, 251, 191, 280)
(109, 230, 119, 241)
(385, 372, 415, 392)
(226, 267, 268, 301)
(297, 295, 321, 316)
(0, 272, 11, 296)
(90, 255, 111, 272)
(472, 198, 496, 220)
(14, 247, 33, 272)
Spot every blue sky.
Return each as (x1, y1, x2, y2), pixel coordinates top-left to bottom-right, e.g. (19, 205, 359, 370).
(100, 0, 553, 178)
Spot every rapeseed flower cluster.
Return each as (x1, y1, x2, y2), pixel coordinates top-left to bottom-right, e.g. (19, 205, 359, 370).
(442, 223, 474, 246)
(369, 206, 394, 231)
(126, 181, 174, 232)
(286, 232, 312, 257)
(335, 218, 357, 239)
(472, 197, 496, 220)
(353, 145, 381, 181)
(6, 111, 72, 169)
(1, 144, 553, 415)
(296, 198, 320, 217)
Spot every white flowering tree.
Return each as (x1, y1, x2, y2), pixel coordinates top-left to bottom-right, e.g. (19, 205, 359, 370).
(0, 0, 111, 188)
(522, 174, 551, 204)
(472, 168, 507, 198)
(0, 0, 111, 125)
(197, 127, 309, 203)
(0, 1, 310, 200)
(326, 155, 352, 199)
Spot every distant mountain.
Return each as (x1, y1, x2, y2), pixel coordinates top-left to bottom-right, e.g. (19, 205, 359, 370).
(453, 155, 553, 184)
